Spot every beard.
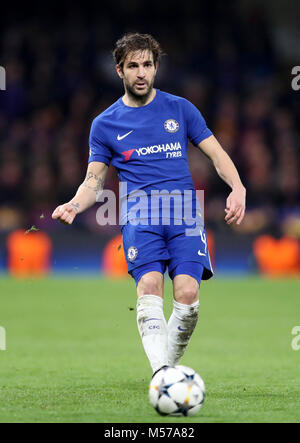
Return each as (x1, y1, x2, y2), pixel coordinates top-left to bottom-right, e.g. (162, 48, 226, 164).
(124, 77, 155, 104)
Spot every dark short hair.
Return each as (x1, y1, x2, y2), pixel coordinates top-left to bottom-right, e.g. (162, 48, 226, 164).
(113, 33, 164, 68)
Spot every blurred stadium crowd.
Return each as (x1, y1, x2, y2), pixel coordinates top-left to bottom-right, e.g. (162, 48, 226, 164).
(0, 1, 299, 240)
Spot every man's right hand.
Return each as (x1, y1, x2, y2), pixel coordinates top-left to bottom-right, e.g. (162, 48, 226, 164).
(52, 202, 79, 225)
(51, 162, 108, 225)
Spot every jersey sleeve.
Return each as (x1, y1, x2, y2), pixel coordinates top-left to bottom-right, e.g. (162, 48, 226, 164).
(183, 99, 212, 146)
(88, 118, 113, 166)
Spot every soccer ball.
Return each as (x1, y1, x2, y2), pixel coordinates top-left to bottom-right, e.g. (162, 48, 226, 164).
(148, 365, 205, 417)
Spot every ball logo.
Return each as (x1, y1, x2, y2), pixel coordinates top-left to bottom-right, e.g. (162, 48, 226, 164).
(127, 246, 138, 262)
(164, 119, 179, 133)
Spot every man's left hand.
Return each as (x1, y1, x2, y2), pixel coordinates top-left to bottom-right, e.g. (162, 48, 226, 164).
(224, 186, 246, 225)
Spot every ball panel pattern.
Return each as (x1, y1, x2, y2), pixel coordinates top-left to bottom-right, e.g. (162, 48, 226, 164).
(148, 365, 205, 417)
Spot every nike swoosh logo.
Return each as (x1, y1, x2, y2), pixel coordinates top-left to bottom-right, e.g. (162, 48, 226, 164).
(178, 326, 188, 332)
(198, 250, 206, 256)
(143, 318, 160, 323)
(117, 130, 133, 141)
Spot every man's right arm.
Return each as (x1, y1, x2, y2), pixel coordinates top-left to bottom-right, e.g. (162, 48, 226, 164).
(52, 161, 108, 225)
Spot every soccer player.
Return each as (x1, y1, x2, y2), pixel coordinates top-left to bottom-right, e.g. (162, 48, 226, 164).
(52, 33, 246, 375)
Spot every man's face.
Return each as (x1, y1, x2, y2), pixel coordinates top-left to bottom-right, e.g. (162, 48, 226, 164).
(116, 50, 158, 99)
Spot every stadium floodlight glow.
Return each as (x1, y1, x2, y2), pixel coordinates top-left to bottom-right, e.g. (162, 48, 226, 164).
(0, 66, 6, 90)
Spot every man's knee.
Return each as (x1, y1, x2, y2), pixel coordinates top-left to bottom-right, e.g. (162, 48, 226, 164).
(173, 276, 199, 305)
(176, 289, 198, 305)
(137, 271, 163, 298)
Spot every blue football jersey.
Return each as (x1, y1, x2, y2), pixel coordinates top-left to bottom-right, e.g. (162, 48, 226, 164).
(88, 89, 212, 224)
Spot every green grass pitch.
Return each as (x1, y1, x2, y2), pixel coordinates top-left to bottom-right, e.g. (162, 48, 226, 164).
(0, 276, 299, 423)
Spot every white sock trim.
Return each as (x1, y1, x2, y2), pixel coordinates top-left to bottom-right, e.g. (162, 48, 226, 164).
(137, 294, 163, 306)
(173, 299, 200, 310)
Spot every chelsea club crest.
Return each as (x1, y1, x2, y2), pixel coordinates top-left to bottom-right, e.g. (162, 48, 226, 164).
(164, 119, 179, 133)
(127, 246, 138, 262)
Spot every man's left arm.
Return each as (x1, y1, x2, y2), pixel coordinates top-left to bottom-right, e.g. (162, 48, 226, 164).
(197, 135, 246, 225)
